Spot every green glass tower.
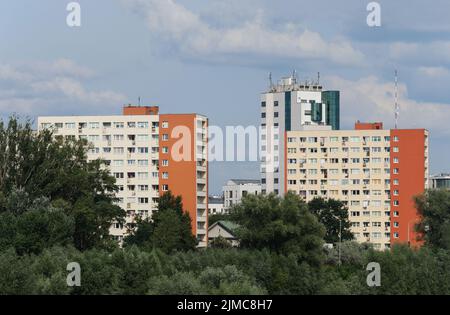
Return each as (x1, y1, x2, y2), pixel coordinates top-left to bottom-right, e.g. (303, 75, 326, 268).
(322, 91, 340, 130)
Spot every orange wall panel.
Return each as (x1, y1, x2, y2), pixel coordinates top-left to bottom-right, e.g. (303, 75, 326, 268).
(390, 129, 426, 247)
(159, 114, 199, 235)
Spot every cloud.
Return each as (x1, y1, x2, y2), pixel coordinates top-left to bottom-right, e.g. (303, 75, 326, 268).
(418, 66, 450, 78)
(123, 0, 364, 66)
(325, 75, 450, 136)
(0, 59, 127, 115)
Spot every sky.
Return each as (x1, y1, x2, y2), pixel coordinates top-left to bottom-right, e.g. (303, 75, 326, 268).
(1, 0, 450, 194)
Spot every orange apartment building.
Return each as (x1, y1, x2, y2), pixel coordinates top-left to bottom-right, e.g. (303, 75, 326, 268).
(284, 122, 428, 249)
(38, 105, 209, 247)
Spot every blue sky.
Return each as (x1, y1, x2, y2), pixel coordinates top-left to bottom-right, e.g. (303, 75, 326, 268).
(1, 0, 450, 194)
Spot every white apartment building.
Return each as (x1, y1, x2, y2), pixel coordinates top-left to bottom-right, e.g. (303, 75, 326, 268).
(223, 179, 261, 210)
(260, 74, 340, 196)
(38, 115, 160, 242)
(38, 106, 209, 247)
(285, 123, 429, 249)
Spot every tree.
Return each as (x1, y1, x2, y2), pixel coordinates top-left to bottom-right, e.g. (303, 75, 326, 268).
(415, 189, 450, 249)
(124, 191, 197, 253)
(0, 191, 74, 255)
(230, 192, 326, 265)
(0, 117, 125, 251)
(308, 197, 353, 244)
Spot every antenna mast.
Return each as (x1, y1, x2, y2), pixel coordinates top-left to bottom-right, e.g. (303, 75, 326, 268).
(395, 70, 399, 129)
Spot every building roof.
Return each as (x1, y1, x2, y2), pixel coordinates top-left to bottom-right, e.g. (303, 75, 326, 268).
(431, 173, 450, 179)
(208, 196, 224, 204)
(228, 179, 261, 185)
(208, 220, 240, 235)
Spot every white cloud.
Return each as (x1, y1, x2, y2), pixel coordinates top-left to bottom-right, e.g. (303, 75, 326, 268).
(123, 0, 364, 66)
(325, 75, 450, 135)
(0, 60, 127, 115)
(418, 66, 450, 78)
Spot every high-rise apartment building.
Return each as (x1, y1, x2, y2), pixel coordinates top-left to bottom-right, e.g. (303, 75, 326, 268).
(260, 74, 340, 196)
(38, 106, 208, 247)
(285, 122, 428, 249)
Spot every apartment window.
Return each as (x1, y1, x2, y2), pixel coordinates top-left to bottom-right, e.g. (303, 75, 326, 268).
(89, 122, 100, 129)
(393, 136, 399, 142)
(138, 198, 149, 204)
(128, 160, 136, 166)
(113, 134, 124, 141)
(162, 160, 169, 167)
(394, 232, 399, 239)
(261, 101, 266, 107)
(162, 134, 169, 141)
(65, 122, 75, 129)
(162, 184, 169, 192)
(138, 160, 149, 166)
(162, 172, 169, 179)
(113, 172, 124, 179)
(137, 134, 149, 141)
(113, 160, 124, 167)
(393, 179, 399, 185)
(261, 113, 266, 118)
(162, 121, 169, 128)
(138, 147, 149, 154)
(394, 157, 399, 164)
(393, 211, 399, 217)
(127, 122, 136, 128)
(274, 112, 279, 118)
(393, 190, 399, 196)
(394, 222, 399, 227)
(114, 122, 124, 128)
(162, 147, 169, 154)
(138, 172, 149, 180)
(393, 168, 399, 174)
(393, 147, 399, 153)
(113, 147, 124, 154)
(137, 122, 149, 128)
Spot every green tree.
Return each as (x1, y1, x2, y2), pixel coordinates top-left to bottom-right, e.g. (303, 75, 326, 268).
(308, 197, 353, 244)
(230, 192, 326, 265)
(0, 117, 125, 251)
(416, 189, 450, 249)
(124, 191, 197, 253)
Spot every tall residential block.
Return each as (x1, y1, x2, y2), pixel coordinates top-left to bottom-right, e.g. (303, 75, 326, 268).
(260, 74, 340, 196)
(38, 105, 209, 247)
(285, 122, 428, 249)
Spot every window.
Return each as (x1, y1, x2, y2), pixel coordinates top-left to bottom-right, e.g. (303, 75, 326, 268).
(162, 134, 169, 141)
(138, 172, 149, 179)
(89, 122, 100, 129)
(113, 134, 124, 141)
(393, 136, 399, 142)
(138, 198, 149, 204)
(393, 147, 399, 153)
(65, 122, 75, 129)
(114, 122, 124, 128)
(162, 184, 169, 191)
(138, 160, 149, 166)
(261, 113, 266, 118)
(137, 134, 149, 141)
(261, 101, 266, 107)
(162, 121, 169, 128)
(274, 112, 279, 118)
(113, 172, 124, 179)
(394, 157, 399, 163)
(138, 147, 149, 154)
(137, 122, 149, 128)
(162, 147, 169, 154)
(127, 122, 136, 128)
(113, 147, 124, 154)
(162, 160, 169, 166)
(162, 172, 169, 179)
(113, 160, 124, 167)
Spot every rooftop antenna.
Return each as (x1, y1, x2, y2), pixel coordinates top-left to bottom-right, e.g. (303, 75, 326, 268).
(394, 70, 399, 129)
(269, 72, 273, 89)
(292, 69, 297, 83)
(317, 72, 320, 85)
(138, 96, 141, 107)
